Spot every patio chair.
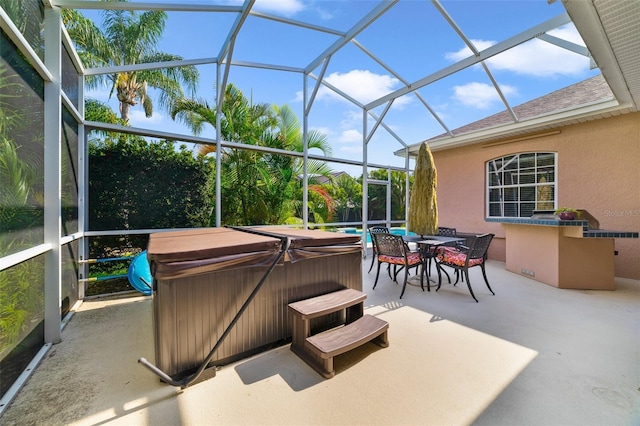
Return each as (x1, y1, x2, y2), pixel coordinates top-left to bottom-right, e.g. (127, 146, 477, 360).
(368, 226, 390, 273)
(372, 232, 424, 299)
(423, 227, 458, 279)
(434, 233, 495, 302)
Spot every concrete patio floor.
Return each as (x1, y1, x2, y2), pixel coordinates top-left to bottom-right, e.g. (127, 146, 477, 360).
(2, 255, 639, 425)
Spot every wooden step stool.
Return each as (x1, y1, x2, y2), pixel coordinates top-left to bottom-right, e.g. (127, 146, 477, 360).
(288, 288, 389, 378)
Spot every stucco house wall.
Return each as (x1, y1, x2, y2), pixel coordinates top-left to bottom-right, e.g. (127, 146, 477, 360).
(432, 111, 640, 280)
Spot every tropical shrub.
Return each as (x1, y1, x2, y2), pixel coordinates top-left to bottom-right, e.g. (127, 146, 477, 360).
(88, 137, 213, 257)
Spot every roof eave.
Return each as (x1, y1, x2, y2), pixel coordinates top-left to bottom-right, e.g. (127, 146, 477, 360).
(396, 99, 631, 157)
(562, 0, 636, 108)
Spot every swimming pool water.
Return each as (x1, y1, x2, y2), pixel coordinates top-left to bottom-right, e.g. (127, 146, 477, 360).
(341, 227, 416, 244)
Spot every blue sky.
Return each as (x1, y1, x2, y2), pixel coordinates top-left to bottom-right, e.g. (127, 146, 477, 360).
(81, 0, 600, 175)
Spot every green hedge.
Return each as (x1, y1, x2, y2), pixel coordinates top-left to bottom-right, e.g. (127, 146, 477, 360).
(88, 138, 213, 256)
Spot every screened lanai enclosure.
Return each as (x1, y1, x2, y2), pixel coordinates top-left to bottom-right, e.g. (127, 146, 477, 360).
(1, 0, 639, 411)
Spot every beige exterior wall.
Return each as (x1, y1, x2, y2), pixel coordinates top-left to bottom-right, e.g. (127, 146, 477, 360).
(504, 223, 616, 289)
(432, 111, 640, 280)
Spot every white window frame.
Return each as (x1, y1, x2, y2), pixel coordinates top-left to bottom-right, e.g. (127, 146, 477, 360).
(486, 152, 557, 218)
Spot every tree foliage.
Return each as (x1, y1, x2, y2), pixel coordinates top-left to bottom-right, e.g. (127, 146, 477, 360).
(0, 51, 44, 367)
(0, 0, 44, 57)
(62, 5, 199, 122)
(363, 169, 410, 221)
(88, 137, 213, 255)
(329, 173, 363, 223)
(172, 85, 335, 225)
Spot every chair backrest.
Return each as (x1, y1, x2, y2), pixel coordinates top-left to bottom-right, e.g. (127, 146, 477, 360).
(467, 233, 494, 260)
(438, 227, 457, 237)
(369, 226, 390, 235)
(372, 232, 407, 258)
(369, 226, 390, 251)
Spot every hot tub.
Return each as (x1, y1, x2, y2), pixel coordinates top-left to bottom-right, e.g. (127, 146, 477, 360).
(145, 226, 363, 381)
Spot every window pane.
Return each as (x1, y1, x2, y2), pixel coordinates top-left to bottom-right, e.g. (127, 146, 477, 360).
(504, 203, 518, 217)
(519, 153, 535, 169)
(520, 186, 535, 202)
(521, 202, 536, 217)
(489, 171, 501, 187)
(504, 157, 518, 170)
(520, 170, 536, 184)
(485, 152, 556, 218)
(489, 188, 502, 202)
(537, 185, 554, 210)
(489, 202, 502, 217)
(504, 188, 518, 201)
(537, 168, 554, 183)
(537, 152, 555, 167)
(504, 170, 518, 185)
(503, 155, 516, 167)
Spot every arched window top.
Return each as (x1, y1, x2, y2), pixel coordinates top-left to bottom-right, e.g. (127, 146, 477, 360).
(486, 152, 557, 218)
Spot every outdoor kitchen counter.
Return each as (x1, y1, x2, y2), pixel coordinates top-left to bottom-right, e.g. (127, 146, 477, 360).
(486, 217, 638, 290)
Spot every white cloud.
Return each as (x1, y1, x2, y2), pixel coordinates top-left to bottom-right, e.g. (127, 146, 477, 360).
(85, 87, 112, 100)
(336, 129, 363, 154)
(444, 25, 589, 77)
(317, 69, 410, 107)
(445, 39, 494, 62)
(547, 25, 586, 46)
(338, 129, 363, 143)
(220, 0, 304, 16)
(252, 0, 305, 16)
(340, 110, 362, 128)
(315, 7, 334, 21)
(452, 82, 517, 109)
(128, 109, 166, 127)
(312, 126, 334, 137)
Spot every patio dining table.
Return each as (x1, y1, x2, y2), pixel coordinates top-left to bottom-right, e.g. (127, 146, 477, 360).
(403, 235, 465, 288)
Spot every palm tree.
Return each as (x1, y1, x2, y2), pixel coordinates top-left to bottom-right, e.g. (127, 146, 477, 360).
(364, 169, 410, 221)
(172, 83, 274, 147)
(390, 169, 410, 220)
(329, 173, 362, 223)
(172, 84, 277, 225)
(171, 86, 335, 225)
(62, 6, 198, 122)
(266, 105, 335, 224)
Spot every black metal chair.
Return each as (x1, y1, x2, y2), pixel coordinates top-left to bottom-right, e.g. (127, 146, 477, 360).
(372, 232, 424, 299)
(434, 233, 495, 302)
(368, 226, 390, 273)
(423, 227, 458, 278)
(437, 226, 457, 237)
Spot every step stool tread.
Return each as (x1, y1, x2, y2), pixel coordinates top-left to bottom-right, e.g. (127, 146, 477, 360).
(288, 288, 366, 319)
(306, 314, 388, 358)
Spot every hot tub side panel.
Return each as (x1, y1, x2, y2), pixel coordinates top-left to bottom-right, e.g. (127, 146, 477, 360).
(153, 250, 362, 378)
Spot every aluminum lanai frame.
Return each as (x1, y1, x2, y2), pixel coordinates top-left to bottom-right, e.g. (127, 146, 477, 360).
(51, 0, 597, 232)
(2, 0, 640, 413)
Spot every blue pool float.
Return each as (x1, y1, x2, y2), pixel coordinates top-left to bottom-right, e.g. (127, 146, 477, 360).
(127, 250, 153, 296)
